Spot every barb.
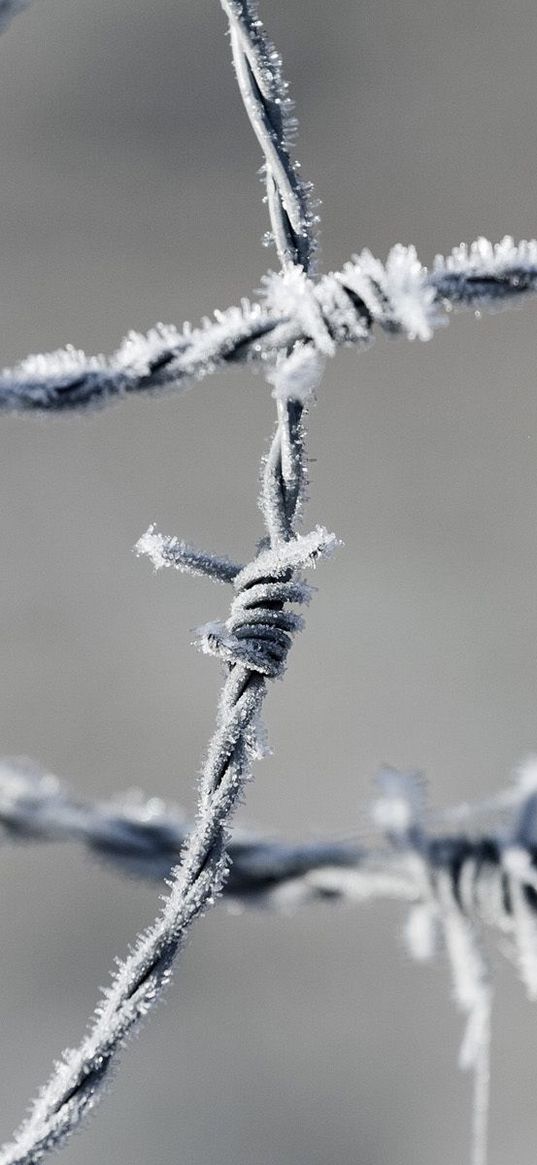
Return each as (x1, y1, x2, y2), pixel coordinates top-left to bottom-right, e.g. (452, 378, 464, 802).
(2, 236, 537, 412)
(134, 525, 243, 584)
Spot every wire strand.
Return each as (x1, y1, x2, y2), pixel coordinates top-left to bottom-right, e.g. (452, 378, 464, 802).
(2, 237, 537, 412)
(0, 395, 339, 1165)
(2, 759, 537, 922)
(0, 0, 340, 1160)
(220, 0, 317, 272)
(1, 4, 536, 1165)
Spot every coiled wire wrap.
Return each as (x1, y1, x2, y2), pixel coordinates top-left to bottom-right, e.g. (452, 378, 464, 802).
(197, 534, 332, 677)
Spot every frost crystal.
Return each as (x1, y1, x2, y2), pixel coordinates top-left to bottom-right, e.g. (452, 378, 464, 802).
(267, 345, 324, 405)
(134, 525, 167, 570)
(434, 235, 537, 276)
(261, 268, 335, 354)
(372, 767, 425, 839)
(342, 246, 440, 340)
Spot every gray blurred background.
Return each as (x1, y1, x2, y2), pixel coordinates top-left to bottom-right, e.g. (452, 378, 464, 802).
(1, 0, 537, 1161)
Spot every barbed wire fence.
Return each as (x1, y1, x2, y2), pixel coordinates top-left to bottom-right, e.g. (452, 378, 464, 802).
(1, 2, 537, 1165)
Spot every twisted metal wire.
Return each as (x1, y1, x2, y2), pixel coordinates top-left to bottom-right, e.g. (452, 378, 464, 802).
(0, 757, 363, 891)
(2, 237, 537, 412)
(4, 754, 537, 1165)
(2, 3, 537, 1165)
(220, 0, 316, 272)
(0, 1, 339, 1161)
(0, 394, 337, 1165)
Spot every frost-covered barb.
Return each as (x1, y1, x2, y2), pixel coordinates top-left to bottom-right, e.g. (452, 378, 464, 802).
(2, 237, 537, 411)
(134, 525, 243, 584)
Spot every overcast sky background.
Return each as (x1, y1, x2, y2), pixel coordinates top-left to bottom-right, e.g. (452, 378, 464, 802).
(1, 1, 537, 1162)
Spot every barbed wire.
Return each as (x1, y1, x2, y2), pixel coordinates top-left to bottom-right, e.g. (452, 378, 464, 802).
(2, 236, 537, 412)
(2, 2, 537, 1165)
(0, 388, 339, 1165)
(1, 755, 537, 923)
(0, 757, 363, 891)
(5, 753, 537, 1165)
(220, 0, 317, 272)
(0, 1, 342, 1162)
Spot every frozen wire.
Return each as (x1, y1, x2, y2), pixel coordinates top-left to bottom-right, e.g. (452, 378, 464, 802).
(3, 756, 537, 925)
(0, 0, 338, 1155)
(2, 238, 537, 412)
(220, 0, 316, 272)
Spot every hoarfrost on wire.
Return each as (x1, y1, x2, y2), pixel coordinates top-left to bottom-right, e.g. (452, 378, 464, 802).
(3, 238, 537, 412)
(1, 1, 537, 1165)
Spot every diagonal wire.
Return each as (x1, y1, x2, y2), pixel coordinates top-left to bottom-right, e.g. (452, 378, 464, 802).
(0, 756, 364, 890)
(0, 387, 337, 1165)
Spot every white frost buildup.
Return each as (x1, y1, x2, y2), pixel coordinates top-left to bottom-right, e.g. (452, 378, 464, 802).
(434, 235, 537, 276)
(13, 346, 105, 380)
(262, 267, 335, 355)
(342, 246, 439, 340)
(267, 345, 324, 405)
(134, 525, 168, 570)
(372, 767, 425, 839)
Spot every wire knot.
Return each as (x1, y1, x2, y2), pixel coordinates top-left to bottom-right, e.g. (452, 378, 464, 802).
(196, 526, 339, 676)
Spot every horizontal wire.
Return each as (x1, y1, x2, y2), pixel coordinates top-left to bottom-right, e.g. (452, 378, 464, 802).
(1, 237, 537, 412)
(0, 760, 361, 893)
(2, 757, 537, 926)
